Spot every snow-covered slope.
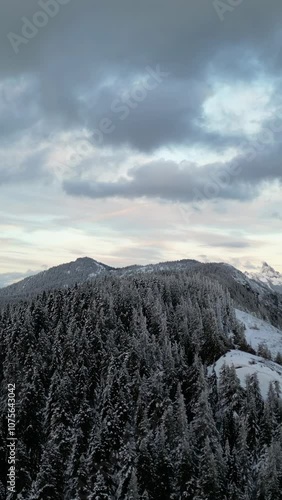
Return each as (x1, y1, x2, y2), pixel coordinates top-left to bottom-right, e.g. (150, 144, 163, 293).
(211, 350, 282, 399)
(246, 262, 282, 293)
(236, 309, 282, 357)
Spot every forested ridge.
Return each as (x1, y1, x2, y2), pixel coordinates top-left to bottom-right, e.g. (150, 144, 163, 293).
(0, 271, 281, 499)
(1, 258, 281, 335)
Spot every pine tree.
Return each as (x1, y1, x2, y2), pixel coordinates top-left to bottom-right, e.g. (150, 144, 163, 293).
(244, 373, 263, 464)
(195, 437, 225, 500)
(257, 438, 282, 500)
(124, 467, 140, 500)
(29, 442, 64, 500)
(275, 351, 282, 365)
(89, 470, 113, 500)
(236, 418, 252, 498)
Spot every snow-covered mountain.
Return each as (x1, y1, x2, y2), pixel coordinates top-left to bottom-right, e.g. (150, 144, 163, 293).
(1, 257, 282, 330)
(0, 257, 113, 303)
(0, 258, 200, 300)
(245, 262, 282, 293)
(2, 262, 282, 497)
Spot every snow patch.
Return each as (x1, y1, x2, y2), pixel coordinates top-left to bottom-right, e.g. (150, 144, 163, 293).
(210, 350, 282, 399)
(235, 309, 282, 357)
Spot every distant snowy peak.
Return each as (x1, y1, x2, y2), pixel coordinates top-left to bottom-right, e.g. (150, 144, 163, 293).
(245, 262, 282, 293)
(260, 261, 282, 281)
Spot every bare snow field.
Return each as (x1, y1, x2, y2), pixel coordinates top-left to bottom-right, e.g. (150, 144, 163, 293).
(211, 350, 282, 399)
(236, 309, 282, 357)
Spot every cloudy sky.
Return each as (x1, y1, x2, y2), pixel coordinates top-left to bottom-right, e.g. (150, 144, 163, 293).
(1, 0, 282, 287)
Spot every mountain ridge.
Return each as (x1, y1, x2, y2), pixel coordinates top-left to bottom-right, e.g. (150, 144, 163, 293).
(1, 256, 281, 330)
(0, 257, 113, 301)
(0, 257, 201, 295)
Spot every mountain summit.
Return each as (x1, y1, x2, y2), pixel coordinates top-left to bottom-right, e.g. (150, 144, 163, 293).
(246, 262, 282, 293)
(0, 257, 113, 301)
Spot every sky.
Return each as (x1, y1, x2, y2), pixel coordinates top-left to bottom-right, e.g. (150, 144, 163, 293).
(1, 0, 282, 287)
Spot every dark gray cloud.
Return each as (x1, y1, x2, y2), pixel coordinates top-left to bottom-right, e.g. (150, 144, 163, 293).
(0, 148, 51, 185)
(1, 0, 282, 153)
(0, 76, 41, 141)
(2, 1, 282, 75)
(63, 138, 282, 203)
(207, 241, 251, 249)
